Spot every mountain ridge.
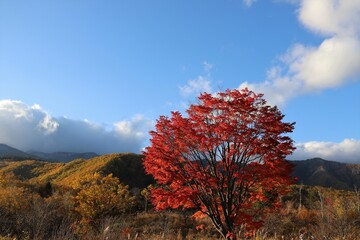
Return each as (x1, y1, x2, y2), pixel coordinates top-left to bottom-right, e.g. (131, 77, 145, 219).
(0, 143, 38, 160)
(28, 151, 99, 162)
(290, 158, 360, 191)
(0, 143, 99, 162)
(1, 143, 360, 191)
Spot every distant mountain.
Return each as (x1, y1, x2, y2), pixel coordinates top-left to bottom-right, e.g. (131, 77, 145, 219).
(0, 143, 98, 162)
(2, 144, 360, 191)
(29, 151, 99, 162)
(0, 144, 38, 160)
(291, 158, 360, 191)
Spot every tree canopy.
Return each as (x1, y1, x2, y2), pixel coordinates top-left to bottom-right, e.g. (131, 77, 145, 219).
(144, 88, 295, 239)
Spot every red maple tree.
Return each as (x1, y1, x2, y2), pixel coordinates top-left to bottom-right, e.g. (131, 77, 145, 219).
(143, 89, 295, 239)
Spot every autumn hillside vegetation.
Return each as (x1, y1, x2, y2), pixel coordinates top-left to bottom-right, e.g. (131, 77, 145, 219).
(0, 153, 153, 189)
(0, 153, 155, 239)
(0, 154, 360, 239)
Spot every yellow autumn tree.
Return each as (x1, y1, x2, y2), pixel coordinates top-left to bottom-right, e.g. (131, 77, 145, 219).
(74, 173, 135, 223)
(140, 184, 153, 212)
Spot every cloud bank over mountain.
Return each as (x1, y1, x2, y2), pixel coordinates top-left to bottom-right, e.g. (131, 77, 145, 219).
(240, 0, 360, 106)
(290, 139, 360, 163)
(0, 99, 359, 162)
(0, 100, 153, 154)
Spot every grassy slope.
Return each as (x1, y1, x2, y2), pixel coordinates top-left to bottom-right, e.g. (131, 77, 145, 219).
(0, 153, 154, 189)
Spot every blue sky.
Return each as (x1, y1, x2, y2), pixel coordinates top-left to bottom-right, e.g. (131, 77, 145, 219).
(0, 0, 359, 162)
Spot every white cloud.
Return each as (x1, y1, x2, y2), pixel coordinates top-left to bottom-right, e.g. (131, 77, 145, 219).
(179, 76, 213, 96)
(0, 100, 153, 154)
(299, 0, 360, 37)
(0, 100, 32, 119)
(38, 114, 59, 135)
(290, 138, 360, 163)
(239, 75, 303, 106)
(243, 0, 257, 7)
(288, 37, 360, 91)
(179, 61, 214, 97)
(114, 115, 153, 138)
(239, 0, 360, 106)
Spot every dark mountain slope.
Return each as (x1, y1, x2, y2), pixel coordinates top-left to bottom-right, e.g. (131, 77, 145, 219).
(291, 158, 360, 191)
(0, 143, 38, 160)
(0, 143, 98, 162)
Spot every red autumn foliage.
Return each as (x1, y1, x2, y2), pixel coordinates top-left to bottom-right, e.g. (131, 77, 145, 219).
(143, 89, 295, 239)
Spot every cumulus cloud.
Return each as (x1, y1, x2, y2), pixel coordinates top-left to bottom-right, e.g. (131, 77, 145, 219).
(299, 0, 360, 37)
(289, 138, 360, 163)
(0, 100, 153, 154)
(239, 0, 360, 106)
(179, 61, 214, 97)
(179, 76, 212, 96)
